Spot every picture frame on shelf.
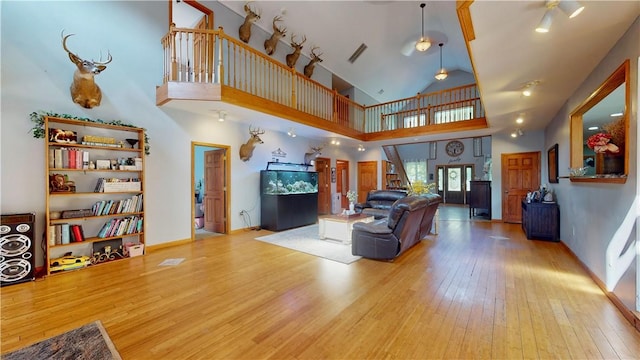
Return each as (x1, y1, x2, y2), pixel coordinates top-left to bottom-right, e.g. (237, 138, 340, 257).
(96, 159, 111, 170)
(48, 128, 77, 144)
(547, 143, 558, 183)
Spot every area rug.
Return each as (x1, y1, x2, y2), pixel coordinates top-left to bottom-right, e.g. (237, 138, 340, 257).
(255, 224, 361, 264)
(2, 320, 121, 360)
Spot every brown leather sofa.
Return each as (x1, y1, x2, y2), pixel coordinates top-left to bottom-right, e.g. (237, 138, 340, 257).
(351, 194, 441, 260)
(354, 189, 408, 219)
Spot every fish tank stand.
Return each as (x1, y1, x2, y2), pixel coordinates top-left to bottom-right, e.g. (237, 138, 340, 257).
(260, 164, 318, 231)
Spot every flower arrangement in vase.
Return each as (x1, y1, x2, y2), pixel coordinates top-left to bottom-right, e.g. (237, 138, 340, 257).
(586, 132, 619, 154)
(346, 190, 358, 214)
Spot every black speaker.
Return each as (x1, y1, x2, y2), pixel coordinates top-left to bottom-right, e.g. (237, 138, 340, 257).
(1, 213, 36, 286)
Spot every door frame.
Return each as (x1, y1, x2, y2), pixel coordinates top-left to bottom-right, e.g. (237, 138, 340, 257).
(336, 159, 350, 209)
(436, 164, 475, 204)
(315, 157, 331, 215)
(192, 142, 230, 240)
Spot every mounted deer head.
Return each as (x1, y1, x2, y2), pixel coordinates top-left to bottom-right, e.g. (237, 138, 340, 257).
(303, 46, 323, 78)
(304, 146, 323, 165)
(61, 31, 112, 109)
(239, 126, 265, 162)
(285, 34, 306, 68)
(264, 16, 287, 56)
(238, 1, 260, 43)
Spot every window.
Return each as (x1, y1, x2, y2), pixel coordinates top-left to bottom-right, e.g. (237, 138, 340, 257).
(403, 114, 426, 128)
(403, 159, 427, 183)
(434, 106, 474, 124)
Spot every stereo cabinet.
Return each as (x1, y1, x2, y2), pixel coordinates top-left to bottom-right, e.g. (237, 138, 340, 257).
(521, 200, 559, 242)
(44, 116, 145, 276)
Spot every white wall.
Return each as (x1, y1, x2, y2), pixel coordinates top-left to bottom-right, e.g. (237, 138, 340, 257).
(544, 18, 639, 311)
(0, 1, 361, 267)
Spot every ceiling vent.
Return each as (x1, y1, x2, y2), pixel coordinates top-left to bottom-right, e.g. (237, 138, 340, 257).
(348, 43, 368, 64)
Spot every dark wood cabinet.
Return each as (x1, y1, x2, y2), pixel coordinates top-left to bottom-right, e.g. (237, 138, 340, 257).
(468, 181, 491, 219)
(521, 201, 560, 242)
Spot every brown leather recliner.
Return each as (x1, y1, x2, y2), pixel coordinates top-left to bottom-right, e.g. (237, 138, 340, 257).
(351, 194, 441, 260)
(354, 189, 408, 219)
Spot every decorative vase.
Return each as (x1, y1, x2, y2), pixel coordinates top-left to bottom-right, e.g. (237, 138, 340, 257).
(349, 202, 355, 212)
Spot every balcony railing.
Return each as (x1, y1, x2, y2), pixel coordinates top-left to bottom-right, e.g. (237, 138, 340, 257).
(159, 26, 485, 138)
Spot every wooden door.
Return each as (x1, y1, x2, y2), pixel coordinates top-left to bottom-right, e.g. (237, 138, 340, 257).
(315, 157, 331, 215)
(501, 152, 540, 223)
(336, 160, 349, 209)
(204, 149, 226, 233)
(357, 161, 378, 203)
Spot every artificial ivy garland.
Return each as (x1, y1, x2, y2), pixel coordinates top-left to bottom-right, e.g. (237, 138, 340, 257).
(29, 111, 151, 155)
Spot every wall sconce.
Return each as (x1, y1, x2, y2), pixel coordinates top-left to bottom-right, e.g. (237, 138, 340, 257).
(357, 144, 365, 152)
(511, 129, 525, 138)
(330, 139, 340, 145)
(287, 128, 296, 137)
(218, 111, 226, 122)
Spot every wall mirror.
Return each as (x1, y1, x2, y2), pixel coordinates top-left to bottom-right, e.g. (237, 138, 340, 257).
(570, 59, 630, 183)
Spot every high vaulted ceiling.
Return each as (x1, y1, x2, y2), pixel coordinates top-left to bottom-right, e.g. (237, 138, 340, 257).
(174, 1, 638, 147)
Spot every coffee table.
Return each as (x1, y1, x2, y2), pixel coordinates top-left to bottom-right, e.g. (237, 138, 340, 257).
(318, 213, 375, 244)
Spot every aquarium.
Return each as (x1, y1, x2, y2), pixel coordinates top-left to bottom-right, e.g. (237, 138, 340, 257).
(261, 170, 318, 195)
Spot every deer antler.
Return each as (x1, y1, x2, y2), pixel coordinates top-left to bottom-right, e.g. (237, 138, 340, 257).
(290, 34, 306, 47)
(310, 46, 323, 59)
(272, 16, 286, 34)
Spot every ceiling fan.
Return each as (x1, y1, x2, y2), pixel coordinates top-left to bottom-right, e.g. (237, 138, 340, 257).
(402, 3, 431, 57)
(401, 2, 448, 57)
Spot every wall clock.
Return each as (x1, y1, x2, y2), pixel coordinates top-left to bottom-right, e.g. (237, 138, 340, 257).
(445, 140, 464, 157)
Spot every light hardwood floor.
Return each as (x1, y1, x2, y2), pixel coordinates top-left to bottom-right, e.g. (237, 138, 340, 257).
(2, 216, 639, 359)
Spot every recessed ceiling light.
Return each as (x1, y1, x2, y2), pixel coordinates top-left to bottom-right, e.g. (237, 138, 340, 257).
(610, 112, 623, 117)
(516, 117, 524, 124)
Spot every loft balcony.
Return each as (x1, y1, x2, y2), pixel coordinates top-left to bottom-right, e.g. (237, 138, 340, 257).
(156, 26, 487, 141)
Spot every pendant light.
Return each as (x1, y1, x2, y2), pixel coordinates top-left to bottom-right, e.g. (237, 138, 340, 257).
(435, 43, 448, 80)
(415, 3, 431, 52)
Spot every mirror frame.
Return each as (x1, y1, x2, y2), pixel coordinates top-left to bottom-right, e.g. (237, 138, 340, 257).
(569, 59, 630, 183)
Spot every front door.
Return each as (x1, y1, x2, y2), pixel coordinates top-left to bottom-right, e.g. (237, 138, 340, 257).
(204, 149, 226, 233)
(357, 161, 378, 203)
(437, 165, 474, 204)
(501, 151, 540, 223)
(315, 157, 331, 215)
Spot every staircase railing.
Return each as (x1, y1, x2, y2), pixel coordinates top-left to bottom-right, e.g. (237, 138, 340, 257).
(160, 26, 484, 136)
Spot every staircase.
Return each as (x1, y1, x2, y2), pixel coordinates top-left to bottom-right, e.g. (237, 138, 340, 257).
(383, 145, 410, 191)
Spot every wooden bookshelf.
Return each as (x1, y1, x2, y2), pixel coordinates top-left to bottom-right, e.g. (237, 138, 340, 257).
(44, 116, 145, 276)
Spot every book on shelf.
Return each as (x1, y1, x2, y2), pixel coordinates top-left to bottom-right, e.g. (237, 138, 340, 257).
(48, 225, 56, 246)
(60, 223, 70, 245)
(97, 220, 113, 238)
(82, 151, 89, 169)
(55, 224, 62, 245)
(70, 224, 85, 242)
(54, 148, 63, 168)
(61, 148, 69, 169)
(48, 149, 55, 168)
(68, 148, 76, 169)
(76, 149, 83, 169)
